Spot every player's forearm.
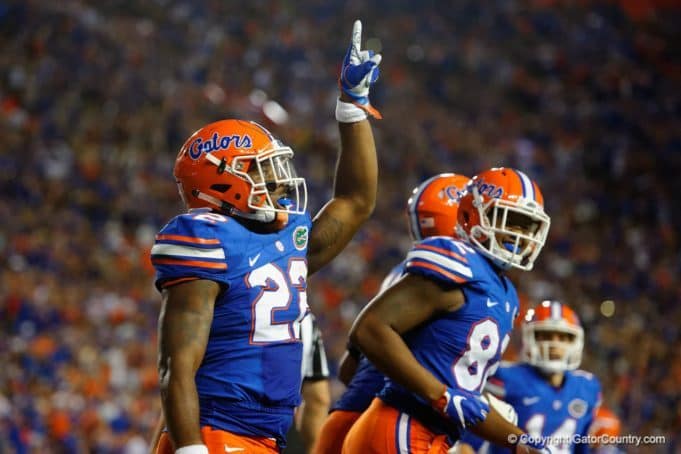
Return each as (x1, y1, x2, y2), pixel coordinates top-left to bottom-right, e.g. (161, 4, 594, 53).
(469, 406, 524, 448)
(298, 380, 331, 453)
(332, 20, 379, 220)
(335, 115, 377, 220)
(157, 282, 217, 449)
(161, 373, 203, 448)
(350, 314, 444, 402)
(338, 350, 359, 385)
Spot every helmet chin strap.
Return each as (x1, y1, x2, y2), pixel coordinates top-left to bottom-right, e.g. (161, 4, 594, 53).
(232, 208, 276, 223)
(194, 189, 279, 224)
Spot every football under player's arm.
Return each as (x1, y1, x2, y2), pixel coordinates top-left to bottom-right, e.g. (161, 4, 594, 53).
(452, 385, 526, 449)
(468, 410, 526, 449)
(349, 273, 463, 403)
(157, 279, 219, 450)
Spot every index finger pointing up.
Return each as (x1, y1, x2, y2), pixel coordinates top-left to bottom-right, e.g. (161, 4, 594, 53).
(352, 20, 362, 50)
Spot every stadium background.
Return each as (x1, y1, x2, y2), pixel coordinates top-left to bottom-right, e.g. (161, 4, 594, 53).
(0, 0, 678, 452)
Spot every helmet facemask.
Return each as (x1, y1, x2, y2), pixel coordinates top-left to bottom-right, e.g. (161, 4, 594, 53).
(203, 142, 307, 224)
(241, 145, 307, 218)
(468, 186, 550, 271)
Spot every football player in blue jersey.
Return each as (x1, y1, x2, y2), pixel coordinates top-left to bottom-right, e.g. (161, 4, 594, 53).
(151, 20, 382, 454)
(315, 173, 471, 454)
(344, 167, 553, 454)
(457, 301, 602, 454)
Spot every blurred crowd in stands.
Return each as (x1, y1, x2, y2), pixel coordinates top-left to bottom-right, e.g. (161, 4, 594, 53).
(0, 0, 679, 452)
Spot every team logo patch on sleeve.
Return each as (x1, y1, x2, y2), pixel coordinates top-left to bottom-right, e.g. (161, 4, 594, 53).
(293, 226, 308, 250)
(568, 398, 588, 419)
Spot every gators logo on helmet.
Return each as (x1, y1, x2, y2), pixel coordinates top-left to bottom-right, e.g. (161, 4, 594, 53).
(406, 173, 470, 241)
(456, 167, 550, 271)
(174, 119, 307, 228)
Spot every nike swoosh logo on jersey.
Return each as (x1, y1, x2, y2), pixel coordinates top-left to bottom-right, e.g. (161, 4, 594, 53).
(522, 396, 541, 405)
(225, 445, 245, 453)
(248, 252, 261, 267)
(486, 298, 499, 307)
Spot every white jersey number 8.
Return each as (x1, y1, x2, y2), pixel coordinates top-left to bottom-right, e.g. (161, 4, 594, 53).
(452, 318, 510, 391)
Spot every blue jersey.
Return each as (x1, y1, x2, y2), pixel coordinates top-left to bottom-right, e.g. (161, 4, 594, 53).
(461, 363, 602, 453)
(379, 236, 520, 439)
(332, 355, 385, 412)
(151, 208, 312, 447)
(332, 262, 404, 413)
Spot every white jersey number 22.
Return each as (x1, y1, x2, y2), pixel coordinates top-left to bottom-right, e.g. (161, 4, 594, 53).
(247, 260, 309, 343)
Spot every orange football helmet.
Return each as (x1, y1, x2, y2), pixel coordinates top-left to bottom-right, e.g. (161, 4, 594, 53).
(174, 119, 306, 225)
(406, 173, 470, 241)
(521, 301, 584, 373)
(456, 167, 550, 270)
(589, 406, 622, 438)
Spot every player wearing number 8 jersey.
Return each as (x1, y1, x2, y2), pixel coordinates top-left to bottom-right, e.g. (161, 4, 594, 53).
(152, 20, 382, 454)
(344, 167, 552, 453)
(314, 172, 471, 454)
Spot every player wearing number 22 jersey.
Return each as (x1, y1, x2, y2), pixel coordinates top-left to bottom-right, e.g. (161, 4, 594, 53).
(344, 168, 553, 453)
(153, 208, 312, 442)
(152, 19, 383, 454)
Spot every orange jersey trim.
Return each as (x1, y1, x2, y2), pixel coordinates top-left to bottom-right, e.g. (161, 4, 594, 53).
(414, 243, 467, 263)
(161, 276, 200, 288)
(407, 260, 467, 283)
(152, 258, 227, 270)
(155, 234, 221, 245)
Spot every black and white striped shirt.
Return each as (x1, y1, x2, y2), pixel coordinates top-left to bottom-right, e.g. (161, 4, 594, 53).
(300, 313, 329, 381)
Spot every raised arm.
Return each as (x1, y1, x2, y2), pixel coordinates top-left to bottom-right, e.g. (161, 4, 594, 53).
(308, 20, 381, 274)
(157, 280, 219, 450)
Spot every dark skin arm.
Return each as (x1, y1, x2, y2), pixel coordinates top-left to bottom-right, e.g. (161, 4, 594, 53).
(337, 350, 359, 386)
(350, 273, 463, 402)
(469, 410, 525, 449)
(349, 273, 527, 449)
(157, 279, 219, 449)
(307, 94, 377, 275)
